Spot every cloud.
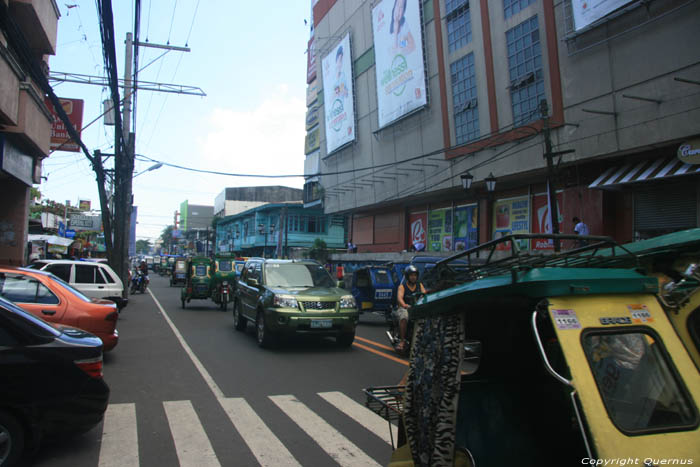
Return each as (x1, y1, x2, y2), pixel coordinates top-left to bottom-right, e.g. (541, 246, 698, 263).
(200, 86, 306, 188)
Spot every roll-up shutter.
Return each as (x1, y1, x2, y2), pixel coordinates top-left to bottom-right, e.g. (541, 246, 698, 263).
(634, 182, 698, 232)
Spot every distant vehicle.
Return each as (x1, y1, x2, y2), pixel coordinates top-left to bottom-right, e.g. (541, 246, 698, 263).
(350, 265, 398, 315)
(233, 258, 358, 347)
(0, 296, 110, 466)
(0, 267, 120, 351)
(144, 256, 154, 271)
(27, 260, 127, 310)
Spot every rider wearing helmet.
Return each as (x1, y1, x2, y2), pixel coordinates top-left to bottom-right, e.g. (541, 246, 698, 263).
(395, 265, 426, 353)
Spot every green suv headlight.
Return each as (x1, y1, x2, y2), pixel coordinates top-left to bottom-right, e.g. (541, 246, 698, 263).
(273, 295, 299, 309)
(339, 295, 356, 309)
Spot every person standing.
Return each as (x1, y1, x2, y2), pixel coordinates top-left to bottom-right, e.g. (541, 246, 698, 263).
(573, 217, 590, 247)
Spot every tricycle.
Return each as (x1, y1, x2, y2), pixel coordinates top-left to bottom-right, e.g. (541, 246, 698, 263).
(350, 264, 399, 316)
(180, 256, 214, 308)
(170, 257, 187, 286)
(365, 233, 700, 466)
(212, 255, 237, 312)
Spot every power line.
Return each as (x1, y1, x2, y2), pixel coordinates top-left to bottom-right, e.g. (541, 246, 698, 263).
(185, 0, 201, 46)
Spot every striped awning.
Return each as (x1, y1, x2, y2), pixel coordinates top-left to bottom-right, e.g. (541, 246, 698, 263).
(588, 156, 700, 189)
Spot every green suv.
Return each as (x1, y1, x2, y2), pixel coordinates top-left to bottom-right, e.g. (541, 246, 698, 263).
(233, 258, 358, 347)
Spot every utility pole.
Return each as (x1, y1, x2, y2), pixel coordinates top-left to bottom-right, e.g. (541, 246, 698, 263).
(540, 99, 574, 252)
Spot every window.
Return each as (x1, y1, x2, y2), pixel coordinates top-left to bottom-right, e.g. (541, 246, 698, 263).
(95, 269, 106, 284)
(688, 308, 700, 358)
(100, 266, 116, 283)
(451, 53, 480, 144)
(583, 331, 698, 434)
(263, 263, 335, 288)
(0, 274, 58, 305)
(506, 16, 544, 127)
(446, 0, 472, 53)
(75, 265, 96, 284)
(504, 0, 535, 19)
(44, 263, 71, 282)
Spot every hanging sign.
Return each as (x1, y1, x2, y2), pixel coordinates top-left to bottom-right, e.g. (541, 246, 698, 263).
(678, 139, 700, 165)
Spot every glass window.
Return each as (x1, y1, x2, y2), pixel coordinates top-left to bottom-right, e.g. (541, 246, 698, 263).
(44, 263, 71, 282)
(688, 307, 700, 357)
(264, 263, 335, 288)
(0, 274, 39, 303)
(95, 269, 107, 284)
(35, 283, 59, 305)
(308, 216, 317, 233)
(450, 53, 480, 144)
(506, 16, 544, 127)
(49, 275, 92, 303)
(446, 0, 472, 53)
(100, 267, 116, 283)
(374, 270, 391, 285)
(218, 260, 233, 272)
(504, 0, 535, 19)
(75, 264, 95, 284)
(195, 265, 207, 277)
(583, 331, 698, 434)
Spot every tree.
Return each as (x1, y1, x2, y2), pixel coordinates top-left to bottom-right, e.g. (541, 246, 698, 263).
(307, 238, 328, 264)
(135, 239, 152, 255)
(160, 225, 175, 254)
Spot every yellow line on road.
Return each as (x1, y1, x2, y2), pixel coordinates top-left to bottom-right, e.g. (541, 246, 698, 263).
(354, 335, 395, 351)
(353, 342, 408, 366)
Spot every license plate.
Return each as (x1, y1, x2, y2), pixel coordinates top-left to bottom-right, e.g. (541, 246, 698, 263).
(375, 289, 392, 300)
(310, 319, 332, 329)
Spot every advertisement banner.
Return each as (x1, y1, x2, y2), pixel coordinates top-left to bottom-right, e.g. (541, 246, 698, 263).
(371, 0, 428, 129)
(69, 214, 101, 231)
(321, 33, 355, 154)
(45, 97, 84, 152)
(492, 196, 530, 250)
(307, 36, 317, 84)
(79, 199, 91, 211)
(306, 77, 319, 107)
(454, 204, 478, 251)
(428, 208, 453, 252)
(305, 126, 320, 154)
(572, 0, 634, 30)
(408, 211, 427, 252)
(531, 191, 563, 250)
(306, 105, 320, 131)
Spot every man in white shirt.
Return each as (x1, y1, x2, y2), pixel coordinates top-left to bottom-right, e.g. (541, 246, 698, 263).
(573, 216, 590, 247)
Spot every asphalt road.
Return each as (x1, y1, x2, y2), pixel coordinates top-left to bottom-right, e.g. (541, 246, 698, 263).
(23, 274, 408, 467)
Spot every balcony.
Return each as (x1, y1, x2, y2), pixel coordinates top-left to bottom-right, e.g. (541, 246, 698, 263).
(3, 81, 53, 156)
(0, 48, 22, 126)
(9, 0, 60, 55)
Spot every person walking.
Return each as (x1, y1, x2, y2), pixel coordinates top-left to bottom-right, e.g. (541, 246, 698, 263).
(573, 217, 590, 247)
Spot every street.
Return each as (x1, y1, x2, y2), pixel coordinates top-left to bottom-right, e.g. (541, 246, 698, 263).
(25, 274, 407, 467)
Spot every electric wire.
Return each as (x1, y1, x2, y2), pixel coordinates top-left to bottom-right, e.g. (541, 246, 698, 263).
(185, 0, 201, 46)
(167, 0, 178, 44)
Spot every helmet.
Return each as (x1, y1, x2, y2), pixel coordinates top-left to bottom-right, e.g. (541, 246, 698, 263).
(404, 265, 419, 278)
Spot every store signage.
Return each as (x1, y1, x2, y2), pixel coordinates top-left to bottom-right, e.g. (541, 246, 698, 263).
(454, 205, 478, 251)
(45, 97, 84, 152)
(305, 126, 320, 154)
(306, 105, 320, 131)
(428, 208, 452, 252)
(0, 134, 34, 185)
(492, 196, 530, 251)
(306, 78, 319, 107)
(572, 0, 634, 31)
(307, 36, 317, 84)
(69, 214, 101, 231)
(79, 199, 91, 211)
(371, 0, 428, 129)
(322, 33, 355, 155)
(678, 139, 700, 165)
(409, 211, 427, 251)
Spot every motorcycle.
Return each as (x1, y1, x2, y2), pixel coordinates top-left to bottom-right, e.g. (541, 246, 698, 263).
(130, 270, 149, 294)
(386, 306, 415, 357)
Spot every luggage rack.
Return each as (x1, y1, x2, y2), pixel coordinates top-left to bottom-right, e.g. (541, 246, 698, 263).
(363, 385, 406, 449)
(426, 234, 640, 285)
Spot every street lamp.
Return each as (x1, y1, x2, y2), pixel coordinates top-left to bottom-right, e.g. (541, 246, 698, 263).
(460, 171, 473, 191)
(485, 173, 497, 193)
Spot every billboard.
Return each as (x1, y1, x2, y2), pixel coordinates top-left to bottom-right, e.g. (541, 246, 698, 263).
(79, 199, 91, 211)
(69, 214, 101, 231)
(531, 191, 563, 250)
(572, 0, 634, 30)
(371, 0, 427, 129)
(305, 126, 320, 154)
(321, 33, 355, 154)
(45, 97, 84, 152)
(307, 36, 317, 84)
(454, 204, 478, 251)
(408, 211, 427, 251)
(492, 196, 530, 250)
(306, 77, 319, 107)
(306, 105, 320, 131)
(428, 208, 452, 252)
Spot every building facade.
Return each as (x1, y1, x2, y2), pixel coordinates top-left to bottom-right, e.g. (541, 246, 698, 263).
(215, 202, 346, 257)
(0, 0, 60, 264)
(213, 185, 303, 217)
(305, 0, 700, 253)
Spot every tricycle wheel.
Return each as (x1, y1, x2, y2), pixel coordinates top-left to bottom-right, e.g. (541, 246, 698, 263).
(220, 295, 228, 312)
(256, 310, 275, 348)
(233, 300, 246, 331)
(181, 298, 186, 309)
(0, 409, 24, 467)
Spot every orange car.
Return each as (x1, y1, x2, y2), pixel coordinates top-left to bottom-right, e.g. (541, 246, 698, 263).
(0, 266, 119, 351)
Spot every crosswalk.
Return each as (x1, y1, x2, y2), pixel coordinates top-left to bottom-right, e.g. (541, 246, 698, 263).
(98, 391, 397, 467)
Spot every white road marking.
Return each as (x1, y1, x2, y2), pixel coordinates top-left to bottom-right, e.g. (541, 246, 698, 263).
(163, 400, 220, 467)
(98, 403, 139, 467)
(219, 397, 301, 467)
(148, 289, 225, 399)
(270, 395, 381, 467)
(318, 391, 397, 446)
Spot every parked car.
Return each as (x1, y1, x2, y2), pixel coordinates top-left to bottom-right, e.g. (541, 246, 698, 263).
(0, 296, 110, 467)
(0, 267, 119, 351)
(28, 260, 127, 310)
(233, 259, 358, 347)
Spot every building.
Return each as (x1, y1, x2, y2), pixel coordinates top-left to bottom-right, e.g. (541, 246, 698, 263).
(305, 0, 700, 254)
(0, 1, 60, 264)
(214, 186, 303, 217)
(179, 200, 214, 231)
(215, 202, 345, 257)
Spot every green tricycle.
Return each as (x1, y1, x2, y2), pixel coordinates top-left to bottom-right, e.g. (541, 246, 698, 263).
(212, 255, 237, 312)
(180, 256, 214, 308)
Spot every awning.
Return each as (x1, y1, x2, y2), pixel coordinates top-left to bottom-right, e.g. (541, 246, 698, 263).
(588, 156, 700, 189)
(27, 234, 73, 246)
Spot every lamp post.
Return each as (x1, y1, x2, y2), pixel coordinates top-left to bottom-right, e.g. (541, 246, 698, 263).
(460, 171, 473, 191)
(485, 172, 497, 196)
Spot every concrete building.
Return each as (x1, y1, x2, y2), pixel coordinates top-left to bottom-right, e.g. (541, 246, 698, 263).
(0, 0, 60, 264)
(179, 200, 214, 231)
(215, 201, 346, 258)
(213, 185, 302, 217)
(305, 0, 700, 254)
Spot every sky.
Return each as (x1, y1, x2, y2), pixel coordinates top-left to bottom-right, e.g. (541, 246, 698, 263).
(43, 0, 311, 243)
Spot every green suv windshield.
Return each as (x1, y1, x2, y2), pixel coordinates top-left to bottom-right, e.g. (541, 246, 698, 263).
(265, 263, 335, 288)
